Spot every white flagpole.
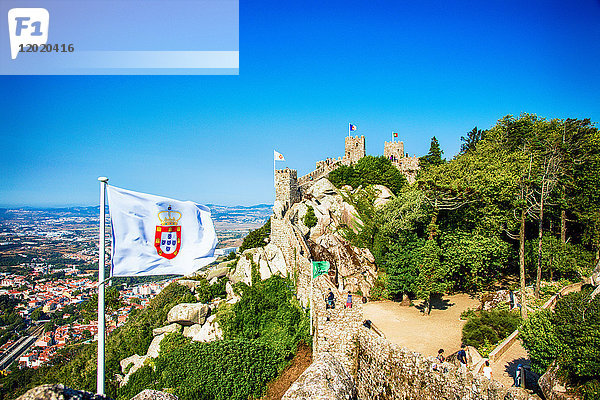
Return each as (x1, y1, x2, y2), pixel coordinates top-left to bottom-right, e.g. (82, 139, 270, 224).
(97, 177, 108, 395)
(274, 153, 276, 188)
(310, 264, 313, 336)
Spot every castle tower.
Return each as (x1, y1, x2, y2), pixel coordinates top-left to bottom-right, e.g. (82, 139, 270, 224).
(384, 141, 405, 162)
(274, 168, 301, 215)
(344, 135, 366, 165)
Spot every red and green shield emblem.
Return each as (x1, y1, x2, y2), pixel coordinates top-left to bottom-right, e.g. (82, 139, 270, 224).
(154, 225, 181, 259)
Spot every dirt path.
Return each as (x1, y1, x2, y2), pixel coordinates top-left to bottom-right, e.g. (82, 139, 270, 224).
(261, 342, 312, 400)
(363, 294, 479, 357)
(491, 340, 532, 388)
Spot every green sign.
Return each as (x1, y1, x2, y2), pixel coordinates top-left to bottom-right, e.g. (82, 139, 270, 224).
(312, 261, 330, 279)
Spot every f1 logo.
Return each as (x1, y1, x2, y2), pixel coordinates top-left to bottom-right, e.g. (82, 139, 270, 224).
(8, 8, 49, 60)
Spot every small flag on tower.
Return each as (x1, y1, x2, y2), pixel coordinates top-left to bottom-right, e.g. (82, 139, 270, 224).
(349, 124, 357, 131)
(393, 132, 398, 138)
(274, 150, 285, 161)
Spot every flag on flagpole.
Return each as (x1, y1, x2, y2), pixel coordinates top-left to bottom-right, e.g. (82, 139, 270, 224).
(349, 124, 357, 131)
(393, 132, 398, 138)
(312, 261, 330, 279)
(107, 186, 218, 276)
(274, 150, 285, 161)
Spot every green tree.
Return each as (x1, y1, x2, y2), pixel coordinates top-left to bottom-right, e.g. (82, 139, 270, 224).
(303, 205, 317, 228)
(419, 136, 445, 170)
(459, 126, 486, 155)
(415, 240, 450, 314)
(521, 286, 600, 392)
(520, 309, 560, 374)
(440, 231, 509, 292)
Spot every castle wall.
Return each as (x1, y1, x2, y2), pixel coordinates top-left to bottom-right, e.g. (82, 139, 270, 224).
(275, 168, 301, 212)
(384, 140, 405, 162)
(355, 328, 539, 400)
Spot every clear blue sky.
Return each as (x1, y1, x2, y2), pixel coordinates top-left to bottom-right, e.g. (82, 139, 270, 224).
(2, 0, 599, 207)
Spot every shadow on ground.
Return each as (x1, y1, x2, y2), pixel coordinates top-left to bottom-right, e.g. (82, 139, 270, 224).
(504, 357, 541, 394)
(414, 294, 455, 313)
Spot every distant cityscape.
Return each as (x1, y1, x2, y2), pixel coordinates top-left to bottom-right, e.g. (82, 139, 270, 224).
(0, 204, 271, 371)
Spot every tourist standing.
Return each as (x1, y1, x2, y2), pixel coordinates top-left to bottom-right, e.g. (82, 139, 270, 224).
(457, 343, 468, 376)
(483, 360, 493, 380)
(346, 291, 353, 308)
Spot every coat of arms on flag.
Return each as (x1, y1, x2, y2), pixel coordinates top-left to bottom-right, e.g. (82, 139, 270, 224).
(155, 206, 182, 259)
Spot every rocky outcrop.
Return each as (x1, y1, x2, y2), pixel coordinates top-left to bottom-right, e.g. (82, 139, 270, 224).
(480, 289, 512, 311)
(167, 303, 210, 326)
(152, 323, 180, 336)
(229, 243, 287, 284)
(16, 384, 113, 400)
(538, 362, 582, 400)
(176, 279, 203, 293)
(129, 390, 178, 400)
(225, 281, 240, 304)
(282, 353, 355, 400)
(270, 178, 378, 301)
(146, 334, 165, 358)
(182, 315, 223, 342)
(120, 354, 147, 375)
(372, 184, 394, 208)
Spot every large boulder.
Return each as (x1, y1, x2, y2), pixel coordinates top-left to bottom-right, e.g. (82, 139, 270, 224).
(305, 178, 339, 200)
(120, 354, 148, 387)
(310, 232, 377, 296)
(230, 244, 287, 285)
(282, 353, 355, 400)
(182, 324, 203, 339)
(152, 323, 181, 336)
(17, 385, 113, 400)
(129, 390, 178, 400)
(130, 390, 177, 400)
(207, 265, 230, 280)
(146, 333, 166, 358)
(183, 315, 223, 342)
(226, 281, 240, 304)
(167, 303, 210, 326)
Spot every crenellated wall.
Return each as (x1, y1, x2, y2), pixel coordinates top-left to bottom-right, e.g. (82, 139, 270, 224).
(343, 135, 366, 165)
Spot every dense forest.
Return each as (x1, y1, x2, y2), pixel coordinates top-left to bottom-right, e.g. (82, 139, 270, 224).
(330, 114, 599, 314)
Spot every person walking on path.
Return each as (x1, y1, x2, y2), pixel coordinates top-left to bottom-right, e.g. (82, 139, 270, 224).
(483, 360, 492, 380)
(457, 343, 468, 376)
(326, 289, 335, 309)
(346, 291, 353, 308)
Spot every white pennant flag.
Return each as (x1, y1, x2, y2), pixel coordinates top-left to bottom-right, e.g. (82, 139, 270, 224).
(274, 150, 285, 161)
(107, 186, 218, 277)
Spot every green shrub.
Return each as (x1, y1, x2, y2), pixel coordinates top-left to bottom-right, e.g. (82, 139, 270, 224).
(239, 218, 270, 252)
(462, 309, 521, 355)
(519, 309, 560, 374)
(579, 379, 600, 400)
(329, 155, 407, 194)
(303, 205, 317, 228)
(521, 286, 600, 392)
(118, 334, 283, 400)
(368, 275, 389, 301)
(218, 275, 310, 359)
